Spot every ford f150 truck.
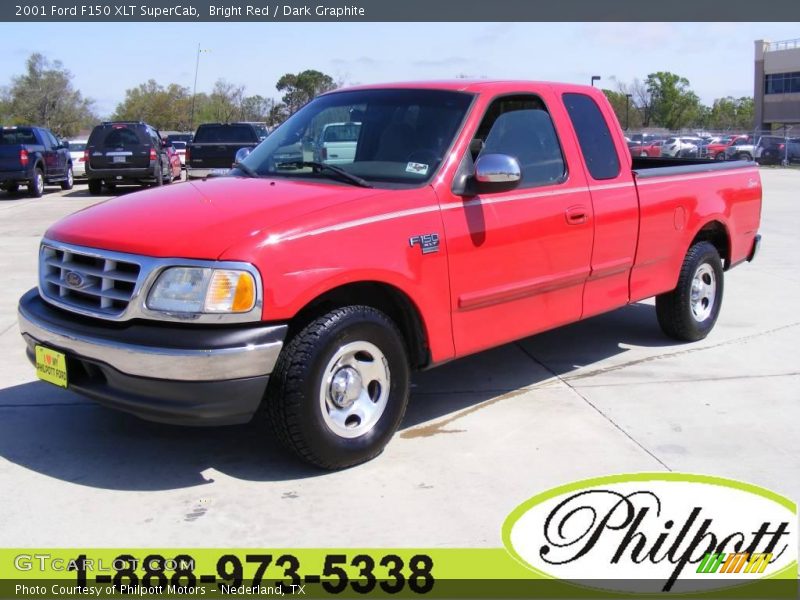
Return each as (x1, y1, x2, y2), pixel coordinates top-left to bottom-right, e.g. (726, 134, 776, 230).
(1, 126, 74, 196)
(17, 81, 762, 469)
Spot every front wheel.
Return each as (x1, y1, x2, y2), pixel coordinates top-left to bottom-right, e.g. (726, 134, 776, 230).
(263, 306, 410, 469)
(656, 241, 724, 341)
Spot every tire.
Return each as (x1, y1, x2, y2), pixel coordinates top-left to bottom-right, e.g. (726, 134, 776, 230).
(737, 153, 752, 161)
(61, 165, 74, 190)
(714, 153, 726, 161)
(28, 168, 44, 197)
(656, 241, 724, 342)
(154, 159, 163, 186)
(263, 306, 410, 470)
(87, 179, 102, 195)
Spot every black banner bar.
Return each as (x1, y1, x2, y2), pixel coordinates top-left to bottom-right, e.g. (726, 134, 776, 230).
(3, 0, 800, 22)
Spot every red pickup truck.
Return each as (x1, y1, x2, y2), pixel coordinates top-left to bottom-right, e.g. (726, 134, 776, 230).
(18, 81, 762, 469)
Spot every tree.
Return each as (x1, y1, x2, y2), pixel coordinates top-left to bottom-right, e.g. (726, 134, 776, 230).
(202, 79, 246, 122)
(645, 71, 702, 130)
(602, 89, 642, 130)
(239, 94, 271, 121)
(5, 53, 96, 137)
(708, 96, 754, 131)
(276, 70, 336, 115)
(113, 80, 192, 130)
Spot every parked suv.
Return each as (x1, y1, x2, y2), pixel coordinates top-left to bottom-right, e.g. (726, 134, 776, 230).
(85, 121, 177, 194)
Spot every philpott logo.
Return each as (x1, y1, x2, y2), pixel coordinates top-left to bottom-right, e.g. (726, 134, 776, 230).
(502, 474, 797, 593)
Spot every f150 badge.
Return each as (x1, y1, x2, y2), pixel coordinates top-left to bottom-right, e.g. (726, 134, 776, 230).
(409, 233, 440, 254)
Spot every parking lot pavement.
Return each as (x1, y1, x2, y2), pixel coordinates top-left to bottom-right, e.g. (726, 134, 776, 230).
(0, 171, 797, 548)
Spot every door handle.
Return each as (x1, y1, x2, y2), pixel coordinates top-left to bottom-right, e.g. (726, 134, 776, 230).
(565, 205, 588, 225)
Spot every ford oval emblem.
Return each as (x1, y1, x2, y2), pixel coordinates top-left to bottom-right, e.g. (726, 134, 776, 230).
(64, 271, 84, 288)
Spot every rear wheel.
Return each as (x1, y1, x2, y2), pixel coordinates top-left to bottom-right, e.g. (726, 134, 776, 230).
(60, 166, 74, 190)
(28, 168, 44, 197)
(656, 241, 724, 342)
(154, 159, 163, 186)
(263, 306, 410, 469)
(737, 152, 752, 161)
(714, 152, 726, 161)
(88, 179, 102, 195)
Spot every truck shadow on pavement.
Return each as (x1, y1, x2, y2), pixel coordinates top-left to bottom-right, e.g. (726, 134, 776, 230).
(0, 302, 674, 490)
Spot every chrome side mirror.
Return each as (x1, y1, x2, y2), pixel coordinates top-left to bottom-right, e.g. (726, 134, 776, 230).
(234, 147, 252, 163)
(474, 153, 521, 192)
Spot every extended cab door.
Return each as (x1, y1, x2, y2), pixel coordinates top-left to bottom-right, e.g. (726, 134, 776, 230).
(38, 128, 63, 177)
(560, 91, 640, 318)
(439, 90, 595, 357)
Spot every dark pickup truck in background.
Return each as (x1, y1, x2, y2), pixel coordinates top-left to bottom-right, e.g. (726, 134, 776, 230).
(0, 126, 74, 197)
(186, 122, 267, 179)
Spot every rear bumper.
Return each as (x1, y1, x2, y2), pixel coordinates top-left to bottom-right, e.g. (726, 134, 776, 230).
(185, 167, 220, 179)
(86, 164, 157, 183)
(17, 289, 288, 425)
(0, 169, 31, 183)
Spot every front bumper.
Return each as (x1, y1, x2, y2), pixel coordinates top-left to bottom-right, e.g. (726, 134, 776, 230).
(18, 289, 287, 425)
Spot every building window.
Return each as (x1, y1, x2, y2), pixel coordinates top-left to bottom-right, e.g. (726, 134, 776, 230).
(765, 72, 800, 94)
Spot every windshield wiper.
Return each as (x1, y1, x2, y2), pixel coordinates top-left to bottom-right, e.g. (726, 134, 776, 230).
(276, 161, 372, 188)
(231, 161, 260, 178)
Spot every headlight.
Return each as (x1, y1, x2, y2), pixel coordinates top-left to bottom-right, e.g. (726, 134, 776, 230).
(147, 267, 257, 314)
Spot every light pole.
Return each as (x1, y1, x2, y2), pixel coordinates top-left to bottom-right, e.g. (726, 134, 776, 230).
(189, 44, 209, 132)
(591, 75, 601, 87)
(625, 93, 633, 130)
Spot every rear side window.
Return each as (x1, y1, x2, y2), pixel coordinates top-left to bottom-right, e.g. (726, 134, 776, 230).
(194, 125, 258, 143)
(563, 93, 621, 180)
(474, 94, 566, 189)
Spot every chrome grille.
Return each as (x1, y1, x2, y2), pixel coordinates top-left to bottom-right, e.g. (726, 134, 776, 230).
(40, 245, 141, 317)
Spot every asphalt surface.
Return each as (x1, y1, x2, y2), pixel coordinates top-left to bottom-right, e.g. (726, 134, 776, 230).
(0, 170, 797, 547)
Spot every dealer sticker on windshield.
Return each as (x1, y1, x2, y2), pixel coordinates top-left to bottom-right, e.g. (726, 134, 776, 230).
(406, 162, 429, 175)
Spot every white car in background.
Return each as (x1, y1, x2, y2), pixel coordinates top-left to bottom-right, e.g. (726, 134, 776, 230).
(170, 140, 187, 168)
(67, 139, 88, 178)
(315, 122, 361, 164)
(661, 137, 703, 158)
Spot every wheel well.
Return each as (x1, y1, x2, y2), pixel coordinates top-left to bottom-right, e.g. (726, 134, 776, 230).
(288, 282, 430, 369)
(691, 221, 730, 268)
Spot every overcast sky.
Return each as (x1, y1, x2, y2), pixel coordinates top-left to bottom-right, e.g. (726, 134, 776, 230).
(0, 22, 797, 116)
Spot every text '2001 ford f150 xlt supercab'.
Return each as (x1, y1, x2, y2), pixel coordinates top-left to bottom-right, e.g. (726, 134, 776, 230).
(18, 81, 762, 469)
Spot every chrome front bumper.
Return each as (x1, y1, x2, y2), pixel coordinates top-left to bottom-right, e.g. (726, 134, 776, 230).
(17, 289, 288, 425)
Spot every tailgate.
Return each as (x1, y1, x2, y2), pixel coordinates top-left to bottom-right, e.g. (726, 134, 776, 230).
(188, 143, 244, 169)
(0, 145, 24, 170)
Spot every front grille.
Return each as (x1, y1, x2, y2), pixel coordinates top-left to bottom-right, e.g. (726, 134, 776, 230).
(40, 245, 141, 317)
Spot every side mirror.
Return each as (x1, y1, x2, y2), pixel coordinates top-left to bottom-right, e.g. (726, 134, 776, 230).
(234, 147, 252, 163)
(474, 153, 521, 192)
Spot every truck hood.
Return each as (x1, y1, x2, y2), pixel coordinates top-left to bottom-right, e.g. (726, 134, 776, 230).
(46, 177, 382, 259)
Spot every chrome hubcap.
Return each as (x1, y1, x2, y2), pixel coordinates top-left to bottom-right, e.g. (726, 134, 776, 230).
(690, 263, 716, 322)
(320, 341, 390, 439)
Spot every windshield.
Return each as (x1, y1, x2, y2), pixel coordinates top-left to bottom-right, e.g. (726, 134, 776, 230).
(235, 88, 473, 186)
